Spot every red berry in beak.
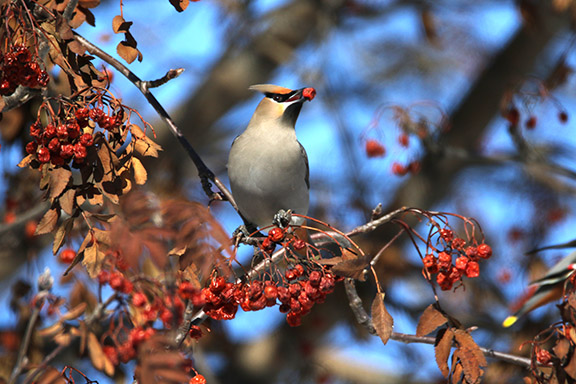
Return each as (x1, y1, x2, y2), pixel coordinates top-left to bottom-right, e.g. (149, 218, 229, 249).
(302, 87, 316, 101)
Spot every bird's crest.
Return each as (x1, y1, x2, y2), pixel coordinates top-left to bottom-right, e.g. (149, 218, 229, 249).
(249, 84, 293, 95)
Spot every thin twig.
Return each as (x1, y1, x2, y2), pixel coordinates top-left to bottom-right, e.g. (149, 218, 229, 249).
(73, 33, 237, 210)
(343, 278, 532, 369)
(346, 207, 409, 237)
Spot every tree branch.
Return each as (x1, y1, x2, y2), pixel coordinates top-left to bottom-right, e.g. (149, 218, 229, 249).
(344, 278, 532, 369)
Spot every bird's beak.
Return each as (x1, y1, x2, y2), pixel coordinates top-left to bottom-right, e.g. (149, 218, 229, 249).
(287, 87, 316, 103)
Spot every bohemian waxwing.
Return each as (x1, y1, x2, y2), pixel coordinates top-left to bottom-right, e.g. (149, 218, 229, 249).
(227, 84, 316, 231)
(503, 249, 576, 327)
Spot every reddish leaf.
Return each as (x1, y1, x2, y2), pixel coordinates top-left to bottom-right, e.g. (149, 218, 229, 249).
(36, 208, 60, 235)
(454, 329, 486, 383)
(435, 328, 454, 377)
(135, 334, 191, 384)
(416, 304, 447, 336)
(332, 257, 369, 281)
(371, 293, 393, 345)
(169, 0, 190, 12)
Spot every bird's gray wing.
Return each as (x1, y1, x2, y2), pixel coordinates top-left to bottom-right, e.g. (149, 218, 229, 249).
(299, 142, 310, 189)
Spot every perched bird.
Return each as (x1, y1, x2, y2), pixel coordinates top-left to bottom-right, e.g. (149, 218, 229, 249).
(228, 84, 316, 231)
(503, 250, 576, 327)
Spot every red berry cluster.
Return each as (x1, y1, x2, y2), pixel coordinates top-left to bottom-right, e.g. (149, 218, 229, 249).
(26, 109, 96, 167)
(422, 228, 492, 291)
(0, 45, 49, 95)
(261, 227, 307, 254)
(365, 139, 386, 158)
(102, 327, 156, 365)
(391, 161, 420, 176)
(504, 105, 569, 130)
(199, 267, 337, 327)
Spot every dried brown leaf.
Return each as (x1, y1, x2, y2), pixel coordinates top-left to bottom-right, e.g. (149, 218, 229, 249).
(554, 338, 571, 360)
(88, 331, 114, 376)
(132, 157, 147, 185)
(565, 348, 576, 380)
(17, 154, 34, 168)
(451, 361, 464, 384)
(82, 244, 106, 278)
(117, 41, 142, 64)
(38, 322, 63, 338)
(34, 366, 67, 384)
(79, 0, 100, 8)
(112, 15, 132, 34)
(169, 0, 190, 12)
(64, 232, 92, 275)
(135, 334, 191, 384)
(36, 208, 60, 235)
(60, 188, 76, 215)
(454, 329, 486, 384)
(60, 302, 87, 321)
(332, 257, 369, 281)
(49, 167, 72, 199)
(417, 304, 447, 336)
(53, 217, 74, 255)
(435, 328, 454, 377)
(371, 292, 393, 345)
(70, 280, 98, 311)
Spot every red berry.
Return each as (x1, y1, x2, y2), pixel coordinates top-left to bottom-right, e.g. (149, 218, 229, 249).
(505, 107, 520, 126)
(37, 147, 50, 163)
(190, 374, 207, 384)
(423, 254, 438, 274)
(454, 256, 468, 271)
(97, 270, 109, 284)
(464, 246, 478, 258)
(294, 264, 304, 277)
(436, 272, 453, 291)
(407, 160, 421, 174)
(439, 228, 453, 243)
(73, 143, 87, 161)
(189, 325, 203, 340)
(309, 271, 321, 287)
(210, 276, 227, 293)
(365, 139, 386, 158)
(109, 272, 124, 290)
(477, 244, 492, 259)
(465, 261, 480, 278)
(525, 116, 537, 129)
(398, 133, 409, 147)
(60, 144, 74, 158)
(293, 239, 306, 250)
(391, 162, 407, 176)
(59, 248, 76, 264)
(25, 141, 37, 154)
(268, 227, 285, 243)
(132, 292, 147, 307)
(44, 124, 56, 139)
(79, 133, 94, 146)
(264, 285, 278, 300)
(302, 87, 316, 101)
(451, 238, 466, 250)
(437, 251, 452, 270)
(56, 124, 68, 139)
(286, 311, 302, 327)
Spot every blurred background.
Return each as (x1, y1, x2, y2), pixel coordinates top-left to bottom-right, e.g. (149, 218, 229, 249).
(2, 0, 576, 383)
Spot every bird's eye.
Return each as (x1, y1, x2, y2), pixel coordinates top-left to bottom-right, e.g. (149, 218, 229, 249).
(273, 95, 283, 102)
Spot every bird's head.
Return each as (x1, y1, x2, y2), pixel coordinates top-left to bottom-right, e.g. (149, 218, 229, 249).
(249, 84, 316, 126)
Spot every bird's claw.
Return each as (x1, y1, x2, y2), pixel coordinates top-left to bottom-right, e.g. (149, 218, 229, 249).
(273, 209, 292, 228)
(232, 225, 263, 246)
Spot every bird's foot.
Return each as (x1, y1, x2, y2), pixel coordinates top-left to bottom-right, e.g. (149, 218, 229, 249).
(273, 209, 293, 229)
(232, 225, 264, 246)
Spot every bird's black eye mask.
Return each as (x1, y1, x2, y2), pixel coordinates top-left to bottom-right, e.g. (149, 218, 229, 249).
(266, 91, 298, 103)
